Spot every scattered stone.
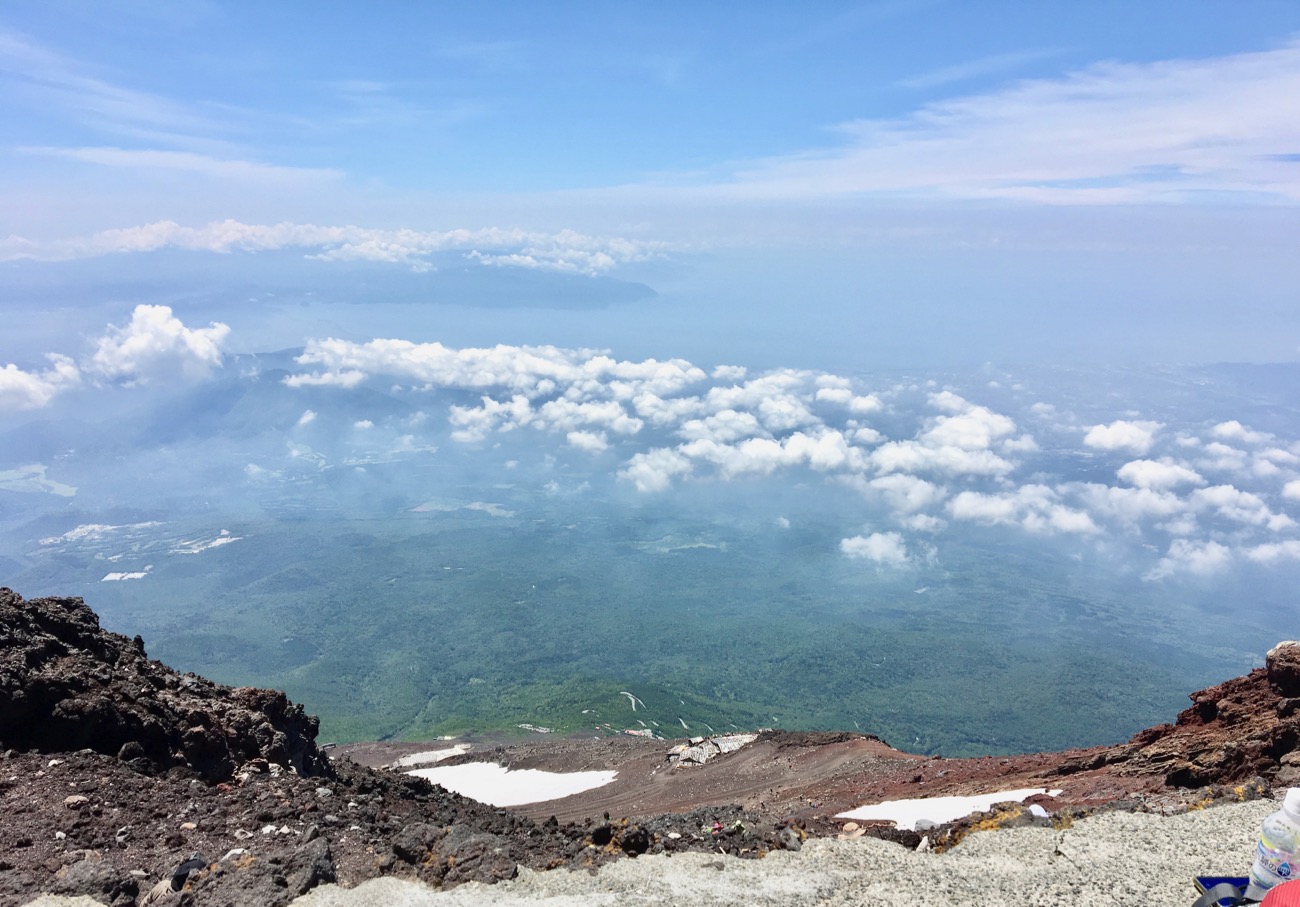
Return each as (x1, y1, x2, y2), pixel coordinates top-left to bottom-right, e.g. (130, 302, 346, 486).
(63, 794, 90, 809)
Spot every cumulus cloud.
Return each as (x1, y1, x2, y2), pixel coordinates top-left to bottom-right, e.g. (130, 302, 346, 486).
(1, 305, 229, 408)
(948, 485, 1098, 535)
(1212, 420, 1273, 445)
(1144, 538, 1233, 581)
(2, 219, 670, 276)
(1075, 483, 1188, 526)
(566, 430, 609, 453)
(1190, 484, 1294, 531)
(1083, 420, 1161, 454)
(86, 304, 229, 384)
(1116, 458, 1204, 490)
(840, 531, 910, 566)
(1284, 480, 1300, 501)
(861, 473, 947, 515)
(1245, 541, 1300, 564)
(677, 410, 764, 443)
(0, 355, 80, 411)
(1196, 442, 1250, 474)
(619, 448, 693, 493)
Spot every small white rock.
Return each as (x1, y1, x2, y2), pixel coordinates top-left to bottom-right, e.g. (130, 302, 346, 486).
(261, 824, 276, 835)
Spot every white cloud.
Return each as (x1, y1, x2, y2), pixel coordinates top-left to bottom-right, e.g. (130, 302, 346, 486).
(86, 304, 229, 385)
(293, 339, 701, 402)
(1212, 420, 1273, 445)
(815, 386, 853, 405)
(1245, 541, 1300, 564)
(1284, 480, 1300, 501)
(680, 430, 866, 479)
(619, 448, 693, 493)
(537, 398, 642, 435)
(864, 473, 947, 514)
(632, 392, 707, 426)
(712, 40, 1300, 204)
(1083, 420, 1161, 454)
(1144, 538, 1233, 581)
(2, 219, 670, 275)
(21, 147, 343, 184)
(677, 410, 764, 444)
(1116, 458, 1204, 490)
(921, 405, 1016, 450)
(0, 355, 80, 410)
(448, 395, 534, 443)
(840, 532, 910, 566)
(1190, 484, 1295, 531)
(711, 365, 747, 381)
(353, 420, 373, 430)
(1196, 442, 1250, 473)
(1075, 483, 1188, 526)
(566, 430, 609, 453)
(296, 410, 317, 427)
(849, 394, 884, 414)
(871, 441, 1013, 477)
(900, 513, 947, 532)
(949, 485, 1098, 535)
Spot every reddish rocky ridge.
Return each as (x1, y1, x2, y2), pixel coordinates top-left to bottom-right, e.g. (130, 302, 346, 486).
(1, 588, 1296, 905)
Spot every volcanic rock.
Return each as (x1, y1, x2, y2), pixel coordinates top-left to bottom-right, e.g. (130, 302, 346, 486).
(0, 589, 329, 783)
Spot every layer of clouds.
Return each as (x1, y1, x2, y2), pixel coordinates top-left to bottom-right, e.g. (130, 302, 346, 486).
(0, 304, 228, 409)
(12, 321, 1297, 582)
(278, 338, 1300, 581)
(0, 219, 671, 275)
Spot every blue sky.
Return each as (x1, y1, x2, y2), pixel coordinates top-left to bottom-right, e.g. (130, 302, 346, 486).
(2, 1, 1300, 370)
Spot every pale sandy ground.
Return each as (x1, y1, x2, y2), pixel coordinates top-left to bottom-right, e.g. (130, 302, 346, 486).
(22, 798, 1274, 907)
(297, 798, 1271, 907)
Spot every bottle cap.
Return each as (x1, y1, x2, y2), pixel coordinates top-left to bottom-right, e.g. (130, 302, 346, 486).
(1285, 789, 1300, 823)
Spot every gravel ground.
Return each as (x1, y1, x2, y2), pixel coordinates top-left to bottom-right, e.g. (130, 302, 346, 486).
(278, 797, 1273, 907)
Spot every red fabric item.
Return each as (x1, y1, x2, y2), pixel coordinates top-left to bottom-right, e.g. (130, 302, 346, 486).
(1264, 880, 1300, 906)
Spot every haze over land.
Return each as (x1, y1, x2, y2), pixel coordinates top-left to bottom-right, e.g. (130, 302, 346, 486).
(3, 2, 1300, 756)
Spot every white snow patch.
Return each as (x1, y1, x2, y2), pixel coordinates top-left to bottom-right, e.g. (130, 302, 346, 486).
(391, 745, 470, 768)
(171, 531, 241, 554)
(835, 788, 1061, 830)
(102, 565, 152, 581)
(405, 762, 617, 807)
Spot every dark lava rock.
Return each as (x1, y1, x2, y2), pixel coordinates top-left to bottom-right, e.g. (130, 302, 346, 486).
(51, 857, 138, 906)
(619, 825, 651, 856)
(1268, 641, 1300, 698)
(0, 588, 331, 782)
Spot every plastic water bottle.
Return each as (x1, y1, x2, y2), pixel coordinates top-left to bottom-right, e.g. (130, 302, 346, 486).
(1246, 789, 1300, 900)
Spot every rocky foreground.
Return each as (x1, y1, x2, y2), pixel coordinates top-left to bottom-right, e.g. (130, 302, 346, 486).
(1, 588, 1297, 906)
